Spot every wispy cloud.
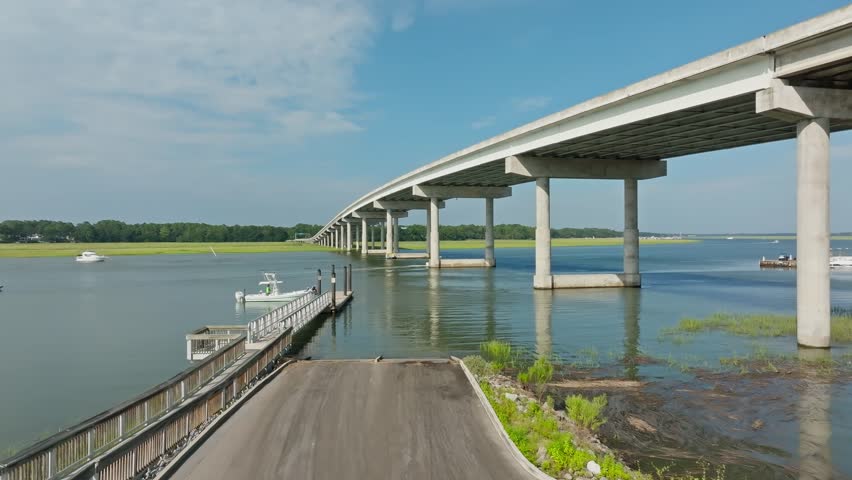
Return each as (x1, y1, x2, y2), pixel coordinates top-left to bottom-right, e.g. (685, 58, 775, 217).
(513, 96, 551, 112)
(471, 116, 497, 130)
(391, 0, 417, 31)
(0, 1, 377, 174)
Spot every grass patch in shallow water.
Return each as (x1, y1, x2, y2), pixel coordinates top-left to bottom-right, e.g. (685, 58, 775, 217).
(661, 312, 852, 343)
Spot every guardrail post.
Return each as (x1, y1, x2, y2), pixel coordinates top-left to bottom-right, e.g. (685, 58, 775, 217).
(331, 266, 337, 312)
(87, 429, 93, 458)
(118, 413, 124, 438)
(47, 448, 56, 477)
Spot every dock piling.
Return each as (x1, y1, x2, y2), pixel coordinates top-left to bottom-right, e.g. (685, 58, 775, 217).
(331, 265, 337, 312)
(317, 269, 322, 294)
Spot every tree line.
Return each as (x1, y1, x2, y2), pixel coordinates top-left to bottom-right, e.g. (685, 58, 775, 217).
(1, 219, 661, 244)
(0, 220, 323, 243)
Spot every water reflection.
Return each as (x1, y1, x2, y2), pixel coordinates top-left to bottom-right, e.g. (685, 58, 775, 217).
(797, 348, 832, 480)
(428, 269, 440, 347)
(484, 269, 496, 340)
(622, 288, 641, 380)
(533, 290, 552, 358)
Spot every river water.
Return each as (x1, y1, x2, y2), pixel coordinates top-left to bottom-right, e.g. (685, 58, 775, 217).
(1, 239, 851, 477)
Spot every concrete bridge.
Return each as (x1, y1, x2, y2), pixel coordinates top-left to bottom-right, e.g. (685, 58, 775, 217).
(313, 6, 852, 348)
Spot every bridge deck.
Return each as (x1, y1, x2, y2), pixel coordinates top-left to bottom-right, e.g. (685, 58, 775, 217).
(169, 360, 536, 480)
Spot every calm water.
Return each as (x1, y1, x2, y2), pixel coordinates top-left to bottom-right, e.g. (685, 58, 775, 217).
(1, 240, 851, 475)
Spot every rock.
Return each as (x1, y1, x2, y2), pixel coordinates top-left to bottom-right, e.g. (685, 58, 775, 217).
(751, 419, 764, 430)
(586, 460, 601, 475)
(562, 474, 573, 480)
(504, 392, 519, 401)
(536, 445, 548, 464)
(627, 415, 657, 433)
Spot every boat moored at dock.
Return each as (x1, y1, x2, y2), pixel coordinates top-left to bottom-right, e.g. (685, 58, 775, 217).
(235, 272, 314, 303)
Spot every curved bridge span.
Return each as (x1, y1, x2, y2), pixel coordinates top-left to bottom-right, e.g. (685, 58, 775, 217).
(312, 6, 852, 348)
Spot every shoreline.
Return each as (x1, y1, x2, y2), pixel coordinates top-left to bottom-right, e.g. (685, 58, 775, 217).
(0, 238, 698, 259)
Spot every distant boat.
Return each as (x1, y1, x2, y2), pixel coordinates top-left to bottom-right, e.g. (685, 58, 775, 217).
(771, 240, 779, 244)
(75, 251, 106, 263)
(830, 255, 852, 268)
(726, 237, 734, 240)
(234, 272, 314, 303)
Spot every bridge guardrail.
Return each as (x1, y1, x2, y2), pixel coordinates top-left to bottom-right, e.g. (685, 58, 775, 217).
(246, 292, 315, 342)
(0, 336, 246, 480)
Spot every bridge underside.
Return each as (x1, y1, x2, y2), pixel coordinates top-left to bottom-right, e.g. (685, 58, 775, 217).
(168, 361, 537, 480)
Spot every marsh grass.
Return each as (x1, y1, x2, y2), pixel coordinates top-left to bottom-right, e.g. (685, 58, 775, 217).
(660, 312, 852, 343)
(566, 394, 608, 431)
(480, 340, 513, 370)
(517, 357, 554, 400)
(398, 238, 698, 251)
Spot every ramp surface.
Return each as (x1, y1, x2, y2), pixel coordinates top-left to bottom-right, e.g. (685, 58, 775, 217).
(169, 361, 537, 479)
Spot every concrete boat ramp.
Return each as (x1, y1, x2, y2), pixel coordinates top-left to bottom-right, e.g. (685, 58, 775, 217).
(167, 360, 539, 480)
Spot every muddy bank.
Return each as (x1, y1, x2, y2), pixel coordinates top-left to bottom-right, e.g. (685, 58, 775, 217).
(544, 364, 851, 479)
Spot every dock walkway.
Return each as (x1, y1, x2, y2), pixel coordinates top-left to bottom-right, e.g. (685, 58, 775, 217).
(169, 361, 537, 479)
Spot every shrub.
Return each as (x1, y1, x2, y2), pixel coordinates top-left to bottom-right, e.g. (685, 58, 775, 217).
(546, 434, 595, 472)
(463, 355, 494, 378)
(600, 454, 631, 480)
(517, 356, 553, 400)
(480, 340, 513, 370)
(566, 394, 608, 431)
(506, 425, 537, 463)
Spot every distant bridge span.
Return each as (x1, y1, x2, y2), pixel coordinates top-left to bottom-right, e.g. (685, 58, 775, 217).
(313, 6, 852, 348)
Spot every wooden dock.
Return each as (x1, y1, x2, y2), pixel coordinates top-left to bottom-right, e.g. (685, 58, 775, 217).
(760, 258, 797, 268)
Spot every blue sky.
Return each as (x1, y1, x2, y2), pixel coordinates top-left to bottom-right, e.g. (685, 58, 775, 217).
(2, 0, 851, 233)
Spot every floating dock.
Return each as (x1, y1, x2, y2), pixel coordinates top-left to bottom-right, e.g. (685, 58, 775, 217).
(760, 258, 797, 268)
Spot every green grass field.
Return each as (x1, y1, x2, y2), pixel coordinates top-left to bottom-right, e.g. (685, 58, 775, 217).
(399, 238, 697, 250)
(0, 242, 331, 258)
(0, 238, 697, 258)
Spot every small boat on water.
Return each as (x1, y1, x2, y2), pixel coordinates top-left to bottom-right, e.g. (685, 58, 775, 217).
(830, 255, 852, 268)
(75, 251, 106, 263)
(235, 272, 314, 303)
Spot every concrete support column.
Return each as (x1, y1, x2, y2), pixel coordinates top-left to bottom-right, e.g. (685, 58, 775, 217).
(346, 222, 352, 251)
(380, 222, 386, 250)
(534, 177, 552, 289)
(361, 219, 368, 254)
(485, 197, 495, 267)
(425, 208, 432, 255)
(623, 178, 640, 286)
(331, 230, 336, 249)
(797, 117, 831, 348)
(429, 197, 441, 268)
(385, 210, 394, 257)
(393, 217, 400, 254)
(370, 224, 375, 249)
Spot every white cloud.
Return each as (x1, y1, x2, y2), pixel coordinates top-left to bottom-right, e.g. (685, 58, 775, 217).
(513, 96, 551, 112)
(0, 1, 376, 173)
(471, 116, 497, 130)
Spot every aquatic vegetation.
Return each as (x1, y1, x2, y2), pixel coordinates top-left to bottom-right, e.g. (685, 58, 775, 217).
(566, 394, 608, 431)
(517, 356, 553, 400)
(571, 346, 601, 368)
(661, 312, 852, 343)
(462, 355, 494, 378)
(480, 340, 513, 370)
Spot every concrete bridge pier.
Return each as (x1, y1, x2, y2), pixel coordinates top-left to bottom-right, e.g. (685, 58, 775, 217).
(413, 185, 511, 268)
(506, 155, 666, 289)
(361, 218, 368, 254)
(374, 200, 440, 260)
(429, 197, 441, 268)
(346, 221, 353, 252)
(756, 79, 852, 348)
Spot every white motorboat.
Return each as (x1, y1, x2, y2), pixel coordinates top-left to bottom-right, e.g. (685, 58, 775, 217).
(830, 255, 852, 268)
(235, 273, 314, 303)
(75, 251, 106, 263)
